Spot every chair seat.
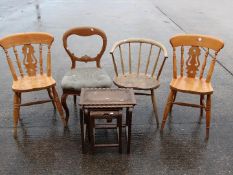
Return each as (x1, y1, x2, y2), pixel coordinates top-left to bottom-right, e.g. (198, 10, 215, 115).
(61, 67, 112, 91)
(170, 76, 213, 94)
(113, 73, 160, 90)
(12, 74, 56, 92)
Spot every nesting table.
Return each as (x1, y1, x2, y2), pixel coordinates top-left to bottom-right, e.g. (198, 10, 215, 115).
(79, 88, 136, 153)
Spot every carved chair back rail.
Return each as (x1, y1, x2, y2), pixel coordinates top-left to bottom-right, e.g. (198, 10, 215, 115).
(0, 33, 53, 80)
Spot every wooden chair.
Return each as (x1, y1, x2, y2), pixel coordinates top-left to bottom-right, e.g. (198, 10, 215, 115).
(0, 32, 66, 128)
(161, 34, 224, 138)
(110, 38, 168, 126)
(61, 27, 112, 124)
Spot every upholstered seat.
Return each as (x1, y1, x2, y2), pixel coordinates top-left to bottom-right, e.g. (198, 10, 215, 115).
(61, 67, 112, 90)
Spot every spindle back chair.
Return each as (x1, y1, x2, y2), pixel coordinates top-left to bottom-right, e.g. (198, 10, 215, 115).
(0, 32, 65, 128)
(110, 38, 168, 126)
(161, 34, 224, 138)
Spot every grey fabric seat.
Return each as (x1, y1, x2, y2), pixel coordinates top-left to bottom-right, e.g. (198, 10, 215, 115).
(61, 67, 112, 90)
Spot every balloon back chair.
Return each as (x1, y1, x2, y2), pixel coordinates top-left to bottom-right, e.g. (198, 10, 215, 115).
(161, 34, 224, 138)
(61, 27, 112, 124)
(110, 38, 168, 126)
(0, 32, 66, 128)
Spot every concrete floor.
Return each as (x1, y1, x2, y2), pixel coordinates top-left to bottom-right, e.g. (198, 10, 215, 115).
(0, 0, 233, 174)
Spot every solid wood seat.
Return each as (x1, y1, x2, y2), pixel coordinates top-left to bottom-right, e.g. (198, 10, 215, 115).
(161, 34, 224, 139)
(170, 76, 213, 94)
(0, 32, 66, 128)
(110, 38, 168, 126)
(12, 74, 56, 92)
(114, 73, 160, 90)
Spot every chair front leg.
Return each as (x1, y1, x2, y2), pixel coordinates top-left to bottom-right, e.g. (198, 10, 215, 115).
(13, 92, 21, 128)
(151, 89, 159, 127)
(161, 89, 175, 130)
(61, 93, 69, 124)
(169, 91, 177, 113)
(51, 86, 66, 127)
(205, 94, 211, 139)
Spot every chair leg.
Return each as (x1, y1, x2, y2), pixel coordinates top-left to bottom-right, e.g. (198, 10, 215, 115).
(169, 91, 177, 113)
(47, 88, 56, 109)
(151, 89, 159, 127)
(13, 92, 21, 128)
(73, 95, 77, 104)
(200, 95, 204, 117)
(51, 86, 67, 127)
(61, 93, 69, 123)
(161, 89, 175, 130)
(205, 94, 211, 139)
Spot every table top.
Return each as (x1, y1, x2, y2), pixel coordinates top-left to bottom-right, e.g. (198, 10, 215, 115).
(79, 88, 136, 107)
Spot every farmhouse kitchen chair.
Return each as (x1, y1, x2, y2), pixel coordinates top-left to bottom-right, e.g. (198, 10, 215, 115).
(161, 34, 224, 138)
(61, 27, 112, 124)
(110, 38, 168, 126)
(0, 32, 66, 128)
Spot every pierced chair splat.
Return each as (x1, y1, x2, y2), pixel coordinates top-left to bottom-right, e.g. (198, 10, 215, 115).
(161, 34, 224, 138)
(61, 27, 112, 124)
(0, 32, 66, 128)
(110, 38, 168, 126)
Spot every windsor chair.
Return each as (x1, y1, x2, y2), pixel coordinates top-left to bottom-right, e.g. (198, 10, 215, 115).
(110, 38, 168, 126)
(61, 27, 112, 124)
(0, 32, 66, 128)
(161, 34, 224, 138)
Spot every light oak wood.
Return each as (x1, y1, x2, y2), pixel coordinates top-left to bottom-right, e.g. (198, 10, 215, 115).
(0, 32, 66, 128)
(61, 27, 108, 123)
(161, 34, 224, 138)
(110, 38, 168, 126)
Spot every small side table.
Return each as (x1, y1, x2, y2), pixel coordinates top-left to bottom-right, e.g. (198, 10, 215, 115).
(79, 88, 136, 153)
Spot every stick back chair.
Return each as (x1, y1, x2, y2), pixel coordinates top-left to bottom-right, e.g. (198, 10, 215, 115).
(61, 27, 112, 124)
(161, 34, 224, 138)
(110, 38, 168, 126)
(0, 32, 66, 128)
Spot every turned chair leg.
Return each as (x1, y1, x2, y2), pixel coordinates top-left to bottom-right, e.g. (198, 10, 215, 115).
(13, 92, 21, 128)
(205, 94, 211, 139)
(61, 93, 69, 123)
(169, 91, 177, 113)
(200, 95, 204, 117)
(73, 95, 77, 104)
(47, 88, 56, 109)
(151, 89, 159, 127)
(51, 86, 66, 126)
(161, 90, 175, 130)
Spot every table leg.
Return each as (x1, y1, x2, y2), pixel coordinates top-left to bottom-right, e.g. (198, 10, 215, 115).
(118, 114, 122, 153)
(126, 107, 133, 154)
(80, 107, 85, 153)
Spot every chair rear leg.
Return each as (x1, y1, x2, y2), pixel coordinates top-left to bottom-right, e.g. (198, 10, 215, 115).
(151, 89, 159, 127)
(13, 92, 21, 128)
(205, 94, 211, 139)
(200, 95, 204, 117)
(161, 89, 175, 130)
(47, 88, 56, 109)
(51, 86, 67, 127)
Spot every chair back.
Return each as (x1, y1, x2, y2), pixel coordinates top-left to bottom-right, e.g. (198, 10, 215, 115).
(170, 34, 224, 82)
(110, 38, 168, 80)
(0, 32, 54, 81)
(63, 27, 107, 69)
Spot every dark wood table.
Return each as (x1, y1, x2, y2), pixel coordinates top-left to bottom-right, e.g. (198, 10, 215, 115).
(79, 88, 136, 153)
